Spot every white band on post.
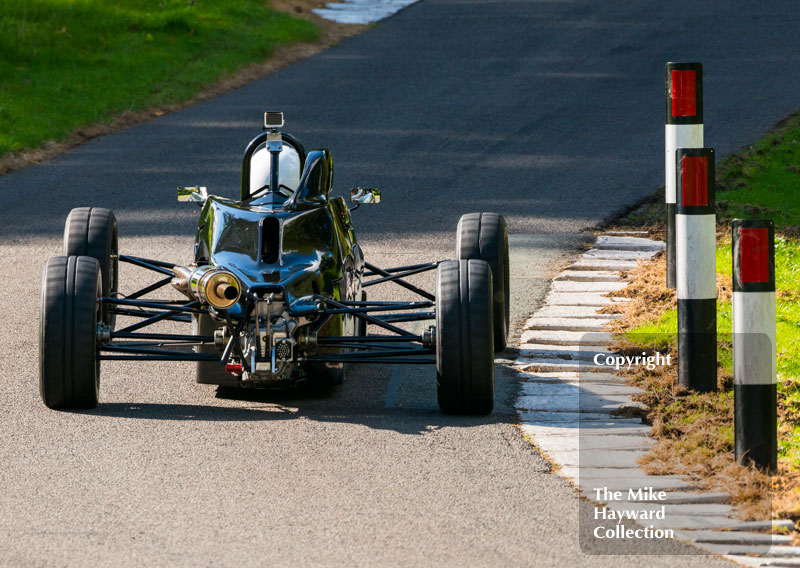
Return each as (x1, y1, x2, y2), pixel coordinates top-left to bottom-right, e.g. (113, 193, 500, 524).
(733, 291, 776, 385)
(676, 213, 716, 300)
(665, 124, 703, 205)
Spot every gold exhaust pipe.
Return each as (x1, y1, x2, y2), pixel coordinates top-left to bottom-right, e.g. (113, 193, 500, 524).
(171, 265, 241, 309)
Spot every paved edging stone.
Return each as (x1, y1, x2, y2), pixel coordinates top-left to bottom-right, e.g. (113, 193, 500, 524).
(513, 233, 796, 565)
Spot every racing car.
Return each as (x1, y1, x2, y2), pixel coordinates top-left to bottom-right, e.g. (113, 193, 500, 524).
(39, 112, 509, 415)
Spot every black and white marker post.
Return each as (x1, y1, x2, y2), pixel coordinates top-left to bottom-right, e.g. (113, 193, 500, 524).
(676, 147, 716, 392)
(732, 219, 777, 471)
(666, 62, 704, 289)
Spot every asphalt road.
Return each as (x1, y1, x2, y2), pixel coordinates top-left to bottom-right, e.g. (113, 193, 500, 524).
(2, 1, 799, 566)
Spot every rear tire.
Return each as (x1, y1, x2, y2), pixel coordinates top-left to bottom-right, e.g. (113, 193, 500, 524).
(63, 207, 119, 328)
(456, 212, 509, 352)
(436, 259, 494, 415)
(39, 256, 102, 409)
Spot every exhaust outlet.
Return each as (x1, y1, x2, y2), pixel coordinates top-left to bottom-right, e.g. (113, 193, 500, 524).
(171, 265, 241, 309)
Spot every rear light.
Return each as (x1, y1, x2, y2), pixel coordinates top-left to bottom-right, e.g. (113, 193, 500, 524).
(225, 363, 243, 375)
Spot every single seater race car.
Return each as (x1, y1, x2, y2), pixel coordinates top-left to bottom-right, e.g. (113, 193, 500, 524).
(39, 112, 509, 415)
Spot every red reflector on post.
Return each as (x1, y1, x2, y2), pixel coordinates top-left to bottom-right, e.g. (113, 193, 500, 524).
(225, 363, 243, 375)
(681, 156, 708, 206)
(671, 70, 697, 117)
(740, 228, 770, 282)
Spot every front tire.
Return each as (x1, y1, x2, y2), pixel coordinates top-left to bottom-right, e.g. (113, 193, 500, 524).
(63, 207, 119, 328)
(456, 212, 510, 352)
(436, 259, 494, 415)
(40, 256, 102, 409)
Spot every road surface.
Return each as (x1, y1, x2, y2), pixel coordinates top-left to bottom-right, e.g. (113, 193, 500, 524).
(1, 0, 799, 565)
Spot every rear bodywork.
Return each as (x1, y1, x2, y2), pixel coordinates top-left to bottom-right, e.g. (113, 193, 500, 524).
(190, 189, 364, 385)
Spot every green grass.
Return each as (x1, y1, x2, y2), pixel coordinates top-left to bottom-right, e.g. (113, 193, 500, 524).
(622, 112, 800, 465)
(625, 238, 800, 460)
(0, 0, 319, 156)
(716, 113, 800, 229)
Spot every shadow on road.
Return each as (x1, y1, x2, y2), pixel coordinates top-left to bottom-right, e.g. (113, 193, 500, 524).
(77, 402, 297, 422)
(76, 380, 511, 436)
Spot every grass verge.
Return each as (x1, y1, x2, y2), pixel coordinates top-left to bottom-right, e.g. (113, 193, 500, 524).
(0, 0, 353, 171)
(607, 112, 800, 525)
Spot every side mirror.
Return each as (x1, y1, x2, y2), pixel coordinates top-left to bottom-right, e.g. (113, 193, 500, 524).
(178, 186, 208, 205)
(350, 187, 381, 205)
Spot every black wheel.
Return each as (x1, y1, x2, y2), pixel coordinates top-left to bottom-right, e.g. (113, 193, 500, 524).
(436, 259, 494, 415)
(63, 207, 119, 328)
(39, 256, 102, 409)
(456, 212, 509, 352)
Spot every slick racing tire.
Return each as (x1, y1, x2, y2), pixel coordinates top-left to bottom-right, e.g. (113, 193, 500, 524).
(435, 259, 494, 415)
(40, 256, 102, 409)
(64, 207, 119, 328)
(456, 212, 509, 352)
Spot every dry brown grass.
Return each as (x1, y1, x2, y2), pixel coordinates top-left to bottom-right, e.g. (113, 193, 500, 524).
(613, 254, 800, 527)
(614, 336, 797, 522)
(600, 252, 674, 326)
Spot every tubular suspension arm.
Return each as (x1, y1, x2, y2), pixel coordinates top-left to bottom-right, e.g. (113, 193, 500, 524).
(126, 276, 174, 300)
(319, 306, 432, 315)
(322, 297, 415, 337)
(118, 255, 175, 276)
(316, 342, 430, 352)
(110, 332, 214, 342)
(98, 354, 220, 362)
(373, 312, 435, 323)
(317, 335, 423, 344)
(103, 298, 206, 315)
(363, 262, 434, 301)
(110, 308, 192, 322)
(99, 345, 216, 358)
(308, 348, 432, 359)
(362, 265, 439, 288)
(337, 300, 433, 308)
(363, 261, 440, 277)
(113, 300, 203, 334)
(304, 356, 435, 364)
